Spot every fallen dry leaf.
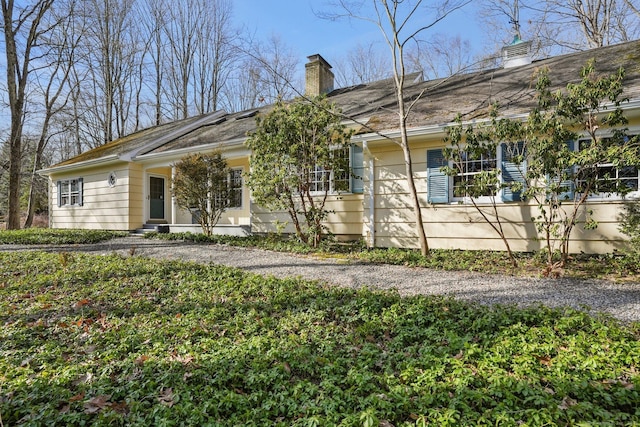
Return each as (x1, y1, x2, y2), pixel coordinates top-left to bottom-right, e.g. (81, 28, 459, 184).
(558, 396, 578, 410)
(69, 392, 85, 402)
(158, 387, 175, 407)
(110, 401, 129, 414)
(75, 298, 91, 308)
(135, 355, 150, 365)
(83, 395, 111, 414)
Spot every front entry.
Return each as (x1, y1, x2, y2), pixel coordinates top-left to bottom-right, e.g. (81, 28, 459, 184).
(149, 176, 165, 219)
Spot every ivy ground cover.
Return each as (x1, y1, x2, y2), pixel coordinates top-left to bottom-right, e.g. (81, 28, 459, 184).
(1, 251, 639, 426)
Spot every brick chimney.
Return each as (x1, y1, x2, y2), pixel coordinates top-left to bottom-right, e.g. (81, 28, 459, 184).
(305, 54, 334, 96)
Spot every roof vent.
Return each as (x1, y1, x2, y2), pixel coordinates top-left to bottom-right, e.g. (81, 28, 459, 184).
(502, 35, 532, 69)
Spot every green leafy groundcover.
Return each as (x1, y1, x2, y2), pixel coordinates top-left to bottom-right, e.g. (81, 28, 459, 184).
(1, 252, 639, 426)
(0, 229, 128, 245)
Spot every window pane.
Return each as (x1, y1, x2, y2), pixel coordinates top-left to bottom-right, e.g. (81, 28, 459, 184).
(578, 137, 639, 194)
(454, 150, 497, 198)
(230, 169, 243, 207)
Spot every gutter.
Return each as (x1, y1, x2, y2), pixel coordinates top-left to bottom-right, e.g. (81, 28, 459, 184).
(37, 154, 120, 176)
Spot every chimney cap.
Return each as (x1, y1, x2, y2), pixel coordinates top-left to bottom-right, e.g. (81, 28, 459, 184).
(306, 54, 332, 69)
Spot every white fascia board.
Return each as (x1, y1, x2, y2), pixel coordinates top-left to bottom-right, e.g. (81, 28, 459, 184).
(37, 155, 121, 176)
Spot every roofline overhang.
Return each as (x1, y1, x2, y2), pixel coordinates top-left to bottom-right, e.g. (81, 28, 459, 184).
(37, 154, 121, 176)
(351, 113, 531, 143)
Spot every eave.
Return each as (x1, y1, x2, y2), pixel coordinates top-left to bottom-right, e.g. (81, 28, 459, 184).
(37, 155, 121, 176)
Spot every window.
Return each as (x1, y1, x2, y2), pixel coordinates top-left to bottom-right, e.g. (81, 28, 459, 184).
(427, 142, 526, 204)
(452, 149, 498, 198)
(229, 169, 243, 208)
(307, 145, 363, 194)
(57, 178, 83, 207)
(212, 169, 243, 209)
(576, 137, 639, 195)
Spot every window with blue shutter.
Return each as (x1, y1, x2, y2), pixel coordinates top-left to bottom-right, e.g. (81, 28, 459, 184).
(427, 149, 449, 203)
(501, 142, 527, 202)
(350, 144, 364, 194)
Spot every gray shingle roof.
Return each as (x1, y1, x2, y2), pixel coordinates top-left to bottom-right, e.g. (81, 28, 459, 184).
(50, 39, 640, 168)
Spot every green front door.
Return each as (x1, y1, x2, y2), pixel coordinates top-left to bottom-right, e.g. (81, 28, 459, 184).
(149, 176, 165, 219)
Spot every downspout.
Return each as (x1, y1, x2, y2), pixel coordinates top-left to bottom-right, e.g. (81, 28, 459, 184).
(363, 140, 375, 248)
(171, 166, 177, 225)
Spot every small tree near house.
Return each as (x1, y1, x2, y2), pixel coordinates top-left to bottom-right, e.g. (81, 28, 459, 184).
(246, 96, 354, 247)
(443, 113, 524, 268)
(465, 60, 640, 275)
(171, 152, 234, 236)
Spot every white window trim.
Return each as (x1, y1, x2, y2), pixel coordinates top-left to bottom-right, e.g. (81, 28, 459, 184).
(575, 136, 640, 201)
(449, 146, 504, 205)
(307, 146, 353, 196)
(57, 177, 83, 207)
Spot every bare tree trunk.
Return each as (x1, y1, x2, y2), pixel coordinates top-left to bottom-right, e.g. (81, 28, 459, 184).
(320, 0, 472, 256)
(1, 0, 54, 229)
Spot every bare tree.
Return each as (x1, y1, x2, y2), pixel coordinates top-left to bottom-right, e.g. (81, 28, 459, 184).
(406, 33, 475, 79)
(220, 59, 265, 112)
(251, 34, 300, 104)
(24, 0, 81, 227)
(138, 0, 167, 126)
(221, 33, 300, 111)
(333, 42, 391, 87)
(73, 0, 142, 144)
(322, 0, 472, 256)
(162, 1, 200, 119)
(1, 0, 55, 229)
(479, 0, 640, 54)
(192, 0, 236, 114)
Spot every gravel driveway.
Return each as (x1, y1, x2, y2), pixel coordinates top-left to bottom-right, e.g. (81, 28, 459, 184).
(2, 236, 639, 323)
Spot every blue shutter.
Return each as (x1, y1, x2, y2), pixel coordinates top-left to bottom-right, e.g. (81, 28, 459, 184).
(501, 142, 526, 202)
(350, 144, 364, 194)
(56, 180, 62, 207)
(427, 149, 449, 203)
(78, 178, 84, 206)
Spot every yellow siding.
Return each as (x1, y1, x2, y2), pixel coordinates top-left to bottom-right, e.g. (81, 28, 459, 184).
(364, 140, 633, 254)
(50, 163, 136, 230)
(128, 163, 144, 229)
(251, 194, 364, 239)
